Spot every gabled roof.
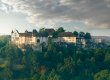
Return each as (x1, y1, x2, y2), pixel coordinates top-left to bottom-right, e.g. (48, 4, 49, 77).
(38, 32, 48, 37)
(12, 29, 55, 37)
(19, 32, 32, 37)
(58, 32, 74, 37)
(15, 30, 19, 33)
(19, 30, 33, 37)
(11, 29, 19, 34)
(45, 28, 55, 35)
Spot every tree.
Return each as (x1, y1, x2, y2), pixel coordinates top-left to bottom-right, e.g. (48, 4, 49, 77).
(47, 69, 62, 80)
(0, 44, 23, 63)
(57, 27, 65, 33)
(33, 29, 39, 36)
(28, 52, 37, 75)
(84, 32, 91, 39)
(79, 32, 85, 38)
(39, 74, 46, 80)
(39, 28, 48, 37)
(104, 53, 110, 69)
(39, 28, 45, 33)
(94, 48, 105, 67)
(32, 73, 40, 80)
(0, 35, 10, 48)
(73, 31, 78, 37)
(52, 31, 58, 38)
(48, 37, 53, 51)
(94, 70, 110, 80)
(57, 57, 76, 80)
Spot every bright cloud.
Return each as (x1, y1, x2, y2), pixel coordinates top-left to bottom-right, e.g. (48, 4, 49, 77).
(0, 0, 110, 28)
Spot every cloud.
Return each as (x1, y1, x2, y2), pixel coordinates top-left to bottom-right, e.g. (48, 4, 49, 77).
(0, 0, 110, 28)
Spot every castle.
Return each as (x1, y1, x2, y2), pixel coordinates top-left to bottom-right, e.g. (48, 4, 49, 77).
(11, 29, 77, 51)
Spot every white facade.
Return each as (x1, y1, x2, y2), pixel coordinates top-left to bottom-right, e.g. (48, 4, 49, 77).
(11, 30, 36, 48)
(11, 30, 19, 45)
(94, 39, 102, 43)
(52, 37, 76, 43)
(37, 37, 48, 44)
(11, 30, 49, 51)
(11, 30, 79, 51)
(59, 37, 76, 43)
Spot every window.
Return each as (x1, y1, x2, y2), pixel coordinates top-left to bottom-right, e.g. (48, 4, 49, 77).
(37, 39, 40, 43)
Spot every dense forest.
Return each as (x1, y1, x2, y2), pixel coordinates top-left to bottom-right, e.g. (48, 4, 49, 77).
(0, 31, 110, 80)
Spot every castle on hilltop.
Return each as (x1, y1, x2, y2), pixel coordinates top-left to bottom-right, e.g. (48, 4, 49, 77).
(11, 28, 77, 51)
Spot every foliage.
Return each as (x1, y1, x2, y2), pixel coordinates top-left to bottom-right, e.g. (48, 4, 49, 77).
(39, 28, 48, 37)
(0, 35, 10, 48)
(79, 32, 85, 38)
(94, 70, 110, 80)
(0, 35, 110, 80)
(57, 27, 65, 33)
(73, 31, 78, 37)
(85, 32, 91, 39)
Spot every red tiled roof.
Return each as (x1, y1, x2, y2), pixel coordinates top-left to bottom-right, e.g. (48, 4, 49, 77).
(19, 32, 32, 37)
(58, 32, 74, 37)
(16, 29, 55, 37)
(45, 29, 55, 35)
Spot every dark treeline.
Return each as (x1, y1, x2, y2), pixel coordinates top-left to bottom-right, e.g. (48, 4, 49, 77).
(0, 32, 110, 80)
(38, 27, 91, 39)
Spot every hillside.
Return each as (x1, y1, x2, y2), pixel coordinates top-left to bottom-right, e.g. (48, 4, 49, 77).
(92, 36, 110, 43)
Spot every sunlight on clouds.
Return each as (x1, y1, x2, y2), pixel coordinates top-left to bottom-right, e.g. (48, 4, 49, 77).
(0, 0, 109, 29)
(0, 0, 110, 35)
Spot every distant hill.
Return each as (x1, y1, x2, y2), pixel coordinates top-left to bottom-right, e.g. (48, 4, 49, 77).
(92, 36, 110, 43)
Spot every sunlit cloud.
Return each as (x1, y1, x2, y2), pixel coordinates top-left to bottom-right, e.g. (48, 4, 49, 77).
(0, 0, 110, 29)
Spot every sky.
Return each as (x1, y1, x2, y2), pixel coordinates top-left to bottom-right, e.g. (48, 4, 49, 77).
(0, 0, 110, 36)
